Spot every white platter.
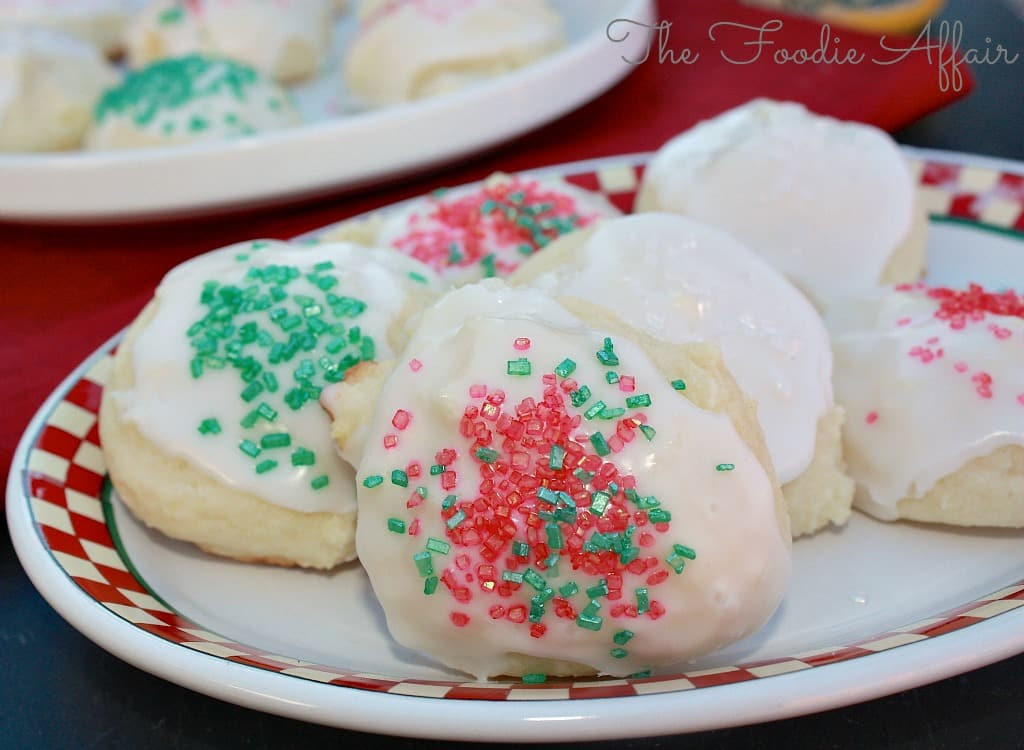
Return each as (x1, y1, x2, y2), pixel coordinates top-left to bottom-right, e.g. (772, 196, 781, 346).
(8, 148, 1024, 741)
(0, 0, 653, 222)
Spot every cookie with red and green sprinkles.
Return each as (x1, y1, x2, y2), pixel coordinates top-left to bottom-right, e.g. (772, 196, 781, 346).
(829, 282, 1024, 527)
(99, 239, 445, 570)
(353, 281, 791, 678)
(323, 173, 620, 286)
(86, 53, 300, 150)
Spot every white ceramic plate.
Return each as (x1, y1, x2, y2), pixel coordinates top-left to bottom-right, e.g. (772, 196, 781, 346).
(0, 0, 653, 222)
(8, 148, 1024, 742)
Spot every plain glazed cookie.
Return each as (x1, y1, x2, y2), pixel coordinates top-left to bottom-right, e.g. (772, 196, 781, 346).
(127, 0, 333, 84)
(86, 54, 300, 149)
(0, 0, 144, 57)
(510, 214, 854, 537)
(345, 0, 565, 106)
(344, 282, 791, 679)
(100, 239, 445, 569)
(635, 99, 928, 305)
(322, 173, 621, 286)
(0, 27, 119, 152)
(829, 283, 1024, 527)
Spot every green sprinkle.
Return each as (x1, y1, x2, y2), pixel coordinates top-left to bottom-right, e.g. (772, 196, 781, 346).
(648, 509, 672, 523)
(257, 402, 277, 421)
(613, 630, 634, 645)
(673, 544, 697, 560)
(625, 393, 652, 408)
(362, 474, 384, 488)
(559, 581, 579, 598)
(630, 670, 652, 679)
(408, 271, 429, 284)
(481, 254, 497, 278)
(157, 5, 184, 24)
(599, 406, 626, 420)
(413, 551, 433, 577)
(446, 510, 467, 529)
(596, 349, 619, 367)
(474, 447, 499, 463)
(423, 576, 439, 595)
(667, 553, 687, 574)
(522, 673, 547, 684)
(716, 463, 736, 472)
(671, 379, 687, 391)
(528, 601, 545, 623)
(546, 524, 564, 550)
(426, 537, 450, 554)
(429, 464, 445, 475)
(636, 587, 649, 615)
(549, 445, 565, 471)
(239, 439, 260, 457)
(391, 469, 408, 487)
(442, 494, 457, 510)
(502, 570, 525, 583)
(583, 400, 606, 420)
(310, 475, 329, 490)
(554, 358, 577, 378)
(260, 433, 291, 449)
(605, 371, 619, 384)
(590, 491, 611, 516)
(197, 418, 221, 435)
(639, 424, 657, 441)
(586, 580, 609, 599)
(506, 358, 531, 376)
(590, 432, 611, 456)
(517, 244, 534, 256)
(291, 448, 315, 466)
(523, 568, 546, 591)
(513, 540, 529, 557)
(576, 613, 603, 631)
(190, 358, 203, 379)
(255, 459, 277, 474)
(570, 386, 592, 407)
(387, 518, 406, 534)
(610, 648, 628, 659)
(262, 372, 279, 392)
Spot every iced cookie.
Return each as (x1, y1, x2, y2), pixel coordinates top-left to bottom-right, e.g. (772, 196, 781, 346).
(100, 239, 445, 569)
(0, 0, 144, 57)
(335, 282, 791, 678)
(829, 282, 1024, 526)
(86, 54, 300, 149)
(127, 0, 333, 83)
(636, 99, 928, 305)
(322, 173, 621, 286)
(345, 0, 565, 106)
(0, 27, 119, 152)
(511, 214, 855, 537)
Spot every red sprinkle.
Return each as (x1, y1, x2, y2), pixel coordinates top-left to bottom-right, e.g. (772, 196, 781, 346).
(514, 337, 531, 351)
(392, 409, 412, 430)
(865, 411, 879, 425)
(383, 434, 398, 449)
(409, 358, 423, 372)
(450, 612, 470, 627)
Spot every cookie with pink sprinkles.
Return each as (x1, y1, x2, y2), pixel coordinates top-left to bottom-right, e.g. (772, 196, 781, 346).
(829, 282, 1024, 527)
(322, 173, 621, 285)
(346, 282, 791, 679)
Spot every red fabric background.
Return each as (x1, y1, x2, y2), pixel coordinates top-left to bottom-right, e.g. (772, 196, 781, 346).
(1, 0, 971, 483)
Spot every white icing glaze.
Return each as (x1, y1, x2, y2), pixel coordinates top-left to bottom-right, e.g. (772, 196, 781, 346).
(111, 239, 445, 514)
(86, 54, 299, 149)
(370, 174, 621, 286)
(0, 26, 119, 151)
(640, 99, 916, 303)
(0, 0, 145, 54)
(127, 0, 332, 82)
(345, 0, 565, 106)
(356, 282, 790, 678)
(828, 284, 1024, 518)
(524, 213, 834, 485)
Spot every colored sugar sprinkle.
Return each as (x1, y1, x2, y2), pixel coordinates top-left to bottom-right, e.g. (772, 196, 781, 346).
(625, 394, 652, 409)
(909, 282, 1024, 328)
(521, 673, 547, 685)
(590, 432, 611, 456)
(391, 469, 409, 487)
(197, 418, 221, 435)
(670, 379, 686, 391)
(639, 424, 657, 441)
(413, 551, 434, 577)
(260, 433, 291, 449)
(387, 518, 407, 534)
(549, 444, 566, 471)
(613, 630, 634, 645)
(239, 439, 260, 458)
(255, 459, 277, 474)
(291, 448, 315, 466)
(514, 337, 532, 351)
(424, 576, 439, 595)
(605, 371, 619, 384)
(426, 537, 451, 554)
(363, 474, 384, 488)
(387, 176, 599, 278)
(555, 358, 577, 378)
(475, 447, 500, 463)
(392, 409, 412, 430)
(310, 475, 329, 490)
(584, 400, 606, 420)
(408, 271, 429, 284)
(507, 358, 532, 376)
(865, 411, 879, 425)
(576, 613, 603, 631)
(715, 463, 735, 472)
(610, 648, 628, 659)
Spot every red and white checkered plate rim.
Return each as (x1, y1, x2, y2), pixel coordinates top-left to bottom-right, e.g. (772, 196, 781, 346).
(13, 150, 1024, 705)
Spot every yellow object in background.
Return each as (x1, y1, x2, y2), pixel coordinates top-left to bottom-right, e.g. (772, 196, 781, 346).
(742, 0, 945, 35)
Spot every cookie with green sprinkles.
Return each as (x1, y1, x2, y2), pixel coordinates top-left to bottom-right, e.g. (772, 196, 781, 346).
(319, 173, 621, 287)
(86, 53, 301, 150)
(352, 281, 792, 679)
(99, 238, 445, 570)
